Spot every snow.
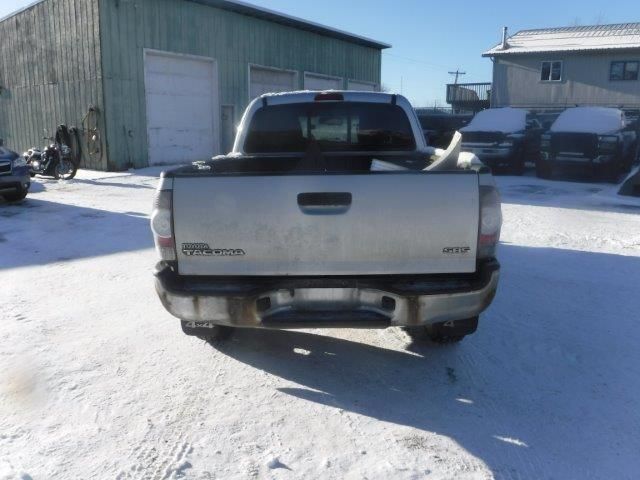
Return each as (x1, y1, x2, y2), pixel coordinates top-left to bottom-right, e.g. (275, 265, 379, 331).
(460, 107, 526, 134)
(550, 107, 625, 135)
(484, 23, 640, 56)
(2, 168, 640, 479)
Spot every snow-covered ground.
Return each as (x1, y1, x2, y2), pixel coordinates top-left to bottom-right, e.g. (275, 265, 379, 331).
(2, 168, 640, 480)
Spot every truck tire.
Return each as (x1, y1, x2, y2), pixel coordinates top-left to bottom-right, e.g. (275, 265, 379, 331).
(535, 159, 552, 179)
(600, 162, 620, 183)
(2, 188, 28, 202)
(509, 148, 525, 176)
(181, 321, 234, 343)
(405, 316, 478, 345)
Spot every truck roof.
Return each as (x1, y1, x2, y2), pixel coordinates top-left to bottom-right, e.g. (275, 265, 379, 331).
(257, 90, 410, 107)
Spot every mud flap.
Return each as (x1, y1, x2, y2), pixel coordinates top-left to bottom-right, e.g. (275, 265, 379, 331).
(432, 316, 479, 337)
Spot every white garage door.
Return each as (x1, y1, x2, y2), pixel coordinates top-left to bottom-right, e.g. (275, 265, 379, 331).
(304, 72, 343, 91)
(144, 51, 219, 166)
(249, 66, 297, 100)
(347, 79, 378, 92)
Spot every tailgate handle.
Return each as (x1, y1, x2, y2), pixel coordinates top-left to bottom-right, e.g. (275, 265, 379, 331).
(297, 192, 352, 213)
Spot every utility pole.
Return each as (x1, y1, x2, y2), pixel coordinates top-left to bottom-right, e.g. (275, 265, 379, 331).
(448, 69, 466, 114)
(448, 69, 466, 85)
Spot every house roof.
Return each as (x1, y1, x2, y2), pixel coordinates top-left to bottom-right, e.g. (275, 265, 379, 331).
(0, 0, 391, 50)
(188, 0, 391, 49)
(483, 23, 640, 57)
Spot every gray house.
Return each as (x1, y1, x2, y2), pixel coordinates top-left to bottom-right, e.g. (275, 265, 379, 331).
(0, 0, 387, 171)
(484, 23, 640, 112)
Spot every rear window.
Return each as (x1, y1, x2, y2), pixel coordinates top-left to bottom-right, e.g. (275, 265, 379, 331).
(244, 102, 416, 153)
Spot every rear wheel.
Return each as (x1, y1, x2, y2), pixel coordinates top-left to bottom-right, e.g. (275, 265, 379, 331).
(54, 159, 77, 180)
(599, 162, 621, 183)
(2, 188, 28, 202)
(405, 316, 478, 345)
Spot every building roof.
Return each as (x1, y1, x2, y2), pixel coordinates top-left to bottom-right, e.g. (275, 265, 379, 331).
(483, 23, 640, 57)
(0, 0, 391, 50)
(190, 0, 391, 49)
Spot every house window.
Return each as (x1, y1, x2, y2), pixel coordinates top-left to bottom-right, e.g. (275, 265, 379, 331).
(610, 61, 639, 81)
(541, 61, 562, 82)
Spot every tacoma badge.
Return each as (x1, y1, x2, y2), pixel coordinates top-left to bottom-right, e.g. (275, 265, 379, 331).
(182, 243, 246, 257)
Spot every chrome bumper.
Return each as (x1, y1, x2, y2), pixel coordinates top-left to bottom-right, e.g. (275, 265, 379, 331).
(542, 152, 613, 164)
(462, 145, 512, 159)
(154, 261, 500, 329)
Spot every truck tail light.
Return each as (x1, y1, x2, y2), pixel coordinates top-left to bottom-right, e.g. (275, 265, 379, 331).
(478, 185, 502, 259)
(151, 177, 176, 261)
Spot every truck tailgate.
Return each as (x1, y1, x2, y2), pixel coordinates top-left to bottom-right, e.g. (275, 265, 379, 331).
(172, 173, 479, 276)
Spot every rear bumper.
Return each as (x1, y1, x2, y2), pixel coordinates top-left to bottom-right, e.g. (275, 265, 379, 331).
(541, 151, 615, 165)
(154, 260, 500, 329)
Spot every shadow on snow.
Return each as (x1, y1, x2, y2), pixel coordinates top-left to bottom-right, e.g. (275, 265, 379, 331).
(214, 244, 640, 479)
(0, 198, 153, 269)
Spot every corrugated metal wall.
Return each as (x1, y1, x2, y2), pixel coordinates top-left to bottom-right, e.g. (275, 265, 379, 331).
(0, 0, 106, 169)
(492, 52, 640, 110)
(99, 0, 382, 170)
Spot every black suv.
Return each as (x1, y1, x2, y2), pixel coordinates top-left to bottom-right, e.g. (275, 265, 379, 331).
(460, 108, 543, 175)
(537, 107, 638, 181)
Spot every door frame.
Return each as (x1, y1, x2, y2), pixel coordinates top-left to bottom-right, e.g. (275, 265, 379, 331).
(247, 63, 299, 103)
(303, 71, 344, 90)
(143, 48, 220, 165)
(347, 79, 379, 91)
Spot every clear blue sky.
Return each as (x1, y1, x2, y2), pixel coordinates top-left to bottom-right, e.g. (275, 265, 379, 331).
(1, 0, 638, 106)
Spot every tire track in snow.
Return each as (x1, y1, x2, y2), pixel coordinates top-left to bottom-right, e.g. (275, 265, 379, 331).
(115, 342, 228, 479)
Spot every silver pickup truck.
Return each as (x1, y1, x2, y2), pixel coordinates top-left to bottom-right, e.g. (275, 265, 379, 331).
(151, 91, 501, 344)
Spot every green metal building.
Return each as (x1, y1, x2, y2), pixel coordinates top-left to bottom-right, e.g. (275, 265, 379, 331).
(0, 0, 388, 170)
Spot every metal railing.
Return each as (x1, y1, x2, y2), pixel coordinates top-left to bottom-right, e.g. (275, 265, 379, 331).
(446, 83, 492, 112)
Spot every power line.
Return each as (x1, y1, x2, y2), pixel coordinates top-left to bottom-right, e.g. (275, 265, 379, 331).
(382, 52, 453, 71)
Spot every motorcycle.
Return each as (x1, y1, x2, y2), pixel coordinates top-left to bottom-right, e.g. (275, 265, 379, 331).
(24, 131, 78, 180)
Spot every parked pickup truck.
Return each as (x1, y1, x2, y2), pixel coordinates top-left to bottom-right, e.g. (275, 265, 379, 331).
(152, 91, 502, 345)
(537, 107, 638, 181)
(460, 107, 543, 175)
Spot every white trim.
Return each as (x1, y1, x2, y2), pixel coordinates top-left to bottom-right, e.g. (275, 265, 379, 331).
(540, 60, 563, 82)
(347, 79, 379, 91)
(303, 71, 344, 90)
(247, 64, 299, 102)
(187, 0, 391, 49)
(143, 48, 220, 164)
